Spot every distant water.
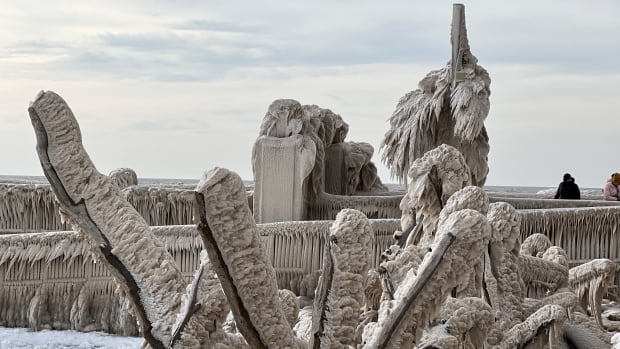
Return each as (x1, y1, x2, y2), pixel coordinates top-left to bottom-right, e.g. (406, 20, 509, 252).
(0, 175, 558, 194)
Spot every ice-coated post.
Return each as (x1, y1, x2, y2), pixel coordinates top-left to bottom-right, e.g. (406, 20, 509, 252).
(252, 135, 315, 223)
(451, 3, 466, 87)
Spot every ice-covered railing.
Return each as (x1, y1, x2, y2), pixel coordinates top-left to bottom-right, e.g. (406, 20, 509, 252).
(0, 183, 67, 232)
(259, 219, 399, 296)
(2, 206, 618, 335)
(122, 186, 196, 226)
(0, 183, 253, 233)
(0, 230, 136, 334)
(307, 192, 403, 220)
(489, 196, 620, 209)
(520, 206, 620, 294)
(520, 207, 620, 262)
(486, 190, 603, 201)
(125, 186, 254, 226)
(0, 220, 399, 333)
(6, 181, 617, 234)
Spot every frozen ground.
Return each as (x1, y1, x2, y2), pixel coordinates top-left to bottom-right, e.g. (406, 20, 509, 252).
(1, 326, 620, 348)
(0, 327, 141, 349)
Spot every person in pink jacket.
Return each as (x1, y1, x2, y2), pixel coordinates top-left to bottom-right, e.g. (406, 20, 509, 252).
(603, 173, 620, 201)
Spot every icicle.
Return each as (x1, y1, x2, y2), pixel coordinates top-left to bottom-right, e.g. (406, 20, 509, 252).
(568, 259, 615, 329)
(308, 192, 403, 220)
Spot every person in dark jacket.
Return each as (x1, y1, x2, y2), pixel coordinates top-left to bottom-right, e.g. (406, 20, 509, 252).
(554, 173, 580, 199)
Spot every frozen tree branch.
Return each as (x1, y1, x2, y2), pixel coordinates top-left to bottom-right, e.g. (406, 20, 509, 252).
(28, 90, 186, 349)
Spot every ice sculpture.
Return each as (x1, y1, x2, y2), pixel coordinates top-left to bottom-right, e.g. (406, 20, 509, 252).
(381, 4, 490, 186)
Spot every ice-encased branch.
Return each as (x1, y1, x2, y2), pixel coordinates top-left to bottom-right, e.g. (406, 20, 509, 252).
(169, 251, 249, 349)
(493, 304, 566, 349)
(569, 259, 616, 329)
(310, 209, 373, 349)
(362, 209, 491, 349)
(28, 91, 186, 349)
(194, 167, 305, 349)
(418, 297, 493, 349)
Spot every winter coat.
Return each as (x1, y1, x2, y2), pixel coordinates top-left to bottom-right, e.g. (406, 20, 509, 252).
(554, 180, 580, 199)
(603, 179, 619, 201)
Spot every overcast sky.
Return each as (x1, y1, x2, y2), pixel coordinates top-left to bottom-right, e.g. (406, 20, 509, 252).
(1, 1, 619, 188)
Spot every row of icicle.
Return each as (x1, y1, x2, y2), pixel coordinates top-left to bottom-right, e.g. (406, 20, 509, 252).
(307, 192, 403, 220)
(0, 184, 67, 232)
(0, 184, 224, 232)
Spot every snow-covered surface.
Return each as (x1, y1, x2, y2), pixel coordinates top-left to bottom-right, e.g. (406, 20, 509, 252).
(0, 327, 141, 349)
(4, 320, 620, 348)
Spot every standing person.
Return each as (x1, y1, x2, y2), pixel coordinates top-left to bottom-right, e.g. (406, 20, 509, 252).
(603, 173, 620, 201)
(554, 173, 580, 199)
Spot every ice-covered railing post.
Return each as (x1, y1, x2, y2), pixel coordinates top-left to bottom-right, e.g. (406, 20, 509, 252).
(252, 99, 388, 222)
(252, 100, 316, 223)
(381, 3, 490, 186)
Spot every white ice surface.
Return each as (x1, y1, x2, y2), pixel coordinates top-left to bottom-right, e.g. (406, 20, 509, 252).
(613, 332, 620, 348)
(0, 327, 141, 349)
(1, 325, 620, 348)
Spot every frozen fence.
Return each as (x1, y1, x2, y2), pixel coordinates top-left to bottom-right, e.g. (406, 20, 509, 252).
(0, 184, 253, 233)
(307, 193, 403, 220)
(0, 184, 67, 232)
(0, 220, 400, 334)
(489, 196, 620, 209)
(2, 208, 619, 335)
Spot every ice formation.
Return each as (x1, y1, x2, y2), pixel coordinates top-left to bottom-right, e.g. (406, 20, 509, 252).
(252, 98, 391, 223)
(369, 139, 613, 347)
(381, 4, 490, 186)
(309, 209, 373, 349)
(28, 90, 187, 348)
(195, 167, 305, 349)
(0, 183, 67, 232)
(122, 186, 196, 226)
(0, 183, 201, 234)
(396, 144, 472, 246)
(363, 209, 492, 349)
(569, 259, 616, 328)
(256, 99, 385, 198)
(108, 168, 138, 189)
(0, 221, 403, 333)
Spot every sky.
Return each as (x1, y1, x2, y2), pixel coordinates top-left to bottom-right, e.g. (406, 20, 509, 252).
(1, 1, 619, 188)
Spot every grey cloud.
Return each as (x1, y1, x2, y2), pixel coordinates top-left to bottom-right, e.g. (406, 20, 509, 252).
(128, 118, 211, 132)
(173, 19, 258, 33)
(4, 40, 72, 54)
(98, 32, 188, 51)
(5, 1, 620, 83)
